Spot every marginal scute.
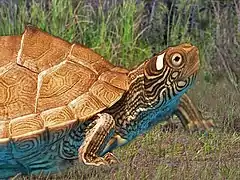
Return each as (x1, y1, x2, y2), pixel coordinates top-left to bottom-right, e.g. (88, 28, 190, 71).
(40, 106, 75, 127)
(9, 114, 44, 137)
(0, 64, 37, 120)
(11, 128, 47, 164)
(99, 70, 129, 90)
(111, 66, 129, 74)
(0, 35, 21, 67)
(70, 43, 102, 64)
(47, 119, 78, 145)
(90, 80, 125, 107)
(17, 25, 71, 73)
(36, 60, 98, 112)
(0, 121, 9, 138)
(91, 60, 114, 75)
(68, 92, 106, 121)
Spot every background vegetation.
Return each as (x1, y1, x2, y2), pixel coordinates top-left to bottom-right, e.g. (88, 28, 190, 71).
(0, 0, 239, 179)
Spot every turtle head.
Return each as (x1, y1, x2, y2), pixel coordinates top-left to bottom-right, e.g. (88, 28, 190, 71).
(143, 43, 200, 100)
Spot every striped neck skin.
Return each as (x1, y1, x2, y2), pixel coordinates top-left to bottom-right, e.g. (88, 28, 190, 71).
(107, 60, 196, 139)
(143, 58, 197, 108)
(127, 60, 196, 111)
(107, 43, 199, 139)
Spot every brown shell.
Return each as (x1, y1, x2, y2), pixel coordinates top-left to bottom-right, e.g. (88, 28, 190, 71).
(0, 25, 129, 143)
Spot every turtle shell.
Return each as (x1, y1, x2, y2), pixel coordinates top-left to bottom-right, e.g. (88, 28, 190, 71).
(0, 25, 129, 144)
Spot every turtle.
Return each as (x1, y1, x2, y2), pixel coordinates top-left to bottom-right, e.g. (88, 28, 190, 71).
(0, 25, 214, 178)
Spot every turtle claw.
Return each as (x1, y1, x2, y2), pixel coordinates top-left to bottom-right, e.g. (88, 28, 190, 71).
(202, 119, 215, 129)
(176, 94, 215, 133)
(187, 118, 215, 133)
(80, 153, 119, 167)
(103, 152, 120, 165)
(160, 120, 179, 132)
(90, 157, 109, 167)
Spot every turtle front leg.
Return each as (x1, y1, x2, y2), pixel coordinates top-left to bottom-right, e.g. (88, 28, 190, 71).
(175, 94, 215, 132)
(78, 113, 118, 166)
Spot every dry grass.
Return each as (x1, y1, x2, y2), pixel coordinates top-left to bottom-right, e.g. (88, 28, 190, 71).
(14, 71, 240, 180)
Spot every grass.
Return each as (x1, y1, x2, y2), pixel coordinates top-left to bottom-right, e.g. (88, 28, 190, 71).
(48, 131, 239, 180)
(0, 0, 239, 179)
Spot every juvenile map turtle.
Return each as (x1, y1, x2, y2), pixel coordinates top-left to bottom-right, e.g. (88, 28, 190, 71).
(0, 26, 214, 178)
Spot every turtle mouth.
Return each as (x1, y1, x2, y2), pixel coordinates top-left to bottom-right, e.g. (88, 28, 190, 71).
(186, 61, 199, 77)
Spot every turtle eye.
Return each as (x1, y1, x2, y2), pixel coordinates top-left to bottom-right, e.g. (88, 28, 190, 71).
(171, 53, 182, 67)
